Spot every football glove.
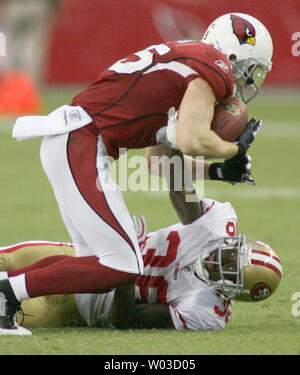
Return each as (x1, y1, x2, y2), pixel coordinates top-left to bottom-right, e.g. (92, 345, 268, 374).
(209, 153, 255, 185)
(130, 215, 147, 246)
(236, 118, 262, 155)
(166, 107, 179, 150)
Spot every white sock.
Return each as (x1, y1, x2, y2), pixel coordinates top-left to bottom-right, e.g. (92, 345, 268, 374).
(0, 271, 8, 280)
(9, 274, 29, 301)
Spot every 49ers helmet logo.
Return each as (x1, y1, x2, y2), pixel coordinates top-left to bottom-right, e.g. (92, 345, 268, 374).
(230, 14, 256, 46)
(251, 282, 271, 301)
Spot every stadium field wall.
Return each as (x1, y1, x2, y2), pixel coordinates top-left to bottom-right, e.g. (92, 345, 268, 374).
(46, 0, 300, 86)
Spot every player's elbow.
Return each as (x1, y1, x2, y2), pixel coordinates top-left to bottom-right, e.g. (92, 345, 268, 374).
(176, 131, 196, 155)
(146, 144, 173, 176)
(177, 139, 200, 156)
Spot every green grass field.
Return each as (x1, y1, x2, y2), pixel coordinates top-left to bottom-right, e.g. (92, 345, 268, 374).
(0, 86, 299, 356)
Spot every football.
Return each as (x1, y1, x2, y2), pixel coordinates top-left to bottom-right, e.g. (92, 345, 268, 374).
(211, 97, 248, 142)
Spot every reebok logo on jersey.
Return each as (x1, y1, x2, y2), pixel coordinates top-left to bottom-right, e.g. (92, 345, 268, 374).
(69, 109, 82, 122)
(63, 109, 81, 126)
(173, 263, 180, 281)
(215, 60, 230, 74)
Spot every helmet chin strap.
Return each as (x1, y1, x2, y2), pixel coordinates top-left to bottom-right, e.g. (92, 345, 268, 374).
(194, 246, 211, 282)
(239, 84, 261, 104)
(214, 280, 236, 299)
(232, 59, 268, 103)
(194, 260, 210, 281)
(232, 75, 260, 104)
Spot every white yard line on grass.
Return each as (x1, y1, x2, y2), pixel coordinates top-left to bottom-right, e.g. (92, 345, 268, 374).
(258, 122, 300, 139)
(0, 120, 299, 137)
(125, 186, 300, 200)
(204, 186, 300, 199)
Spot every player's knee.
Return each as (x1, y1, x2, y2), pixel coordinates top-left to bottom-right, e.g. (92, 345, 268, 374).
(0, 253, 11, 271)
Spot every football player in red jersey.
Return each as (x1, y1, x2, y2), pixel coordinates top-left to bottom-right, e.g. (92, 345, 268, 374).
(1, 13, 273, 334)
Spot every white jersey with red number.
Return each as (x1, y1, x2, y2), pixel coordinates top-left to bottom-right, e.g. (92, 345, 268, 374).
(75, 199, 237, 330)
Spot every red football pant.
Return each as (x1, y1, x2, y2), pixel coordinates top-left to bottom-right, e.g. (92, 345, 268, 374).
(8, 255, 137, 297)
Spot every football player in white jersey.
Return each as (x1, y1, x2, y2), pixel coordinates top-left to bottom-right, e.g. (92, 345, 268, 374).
(79, 197, 239, 330)
(0, 148, 282, 332)
(0, 198, 282, 331)
(107, 200, 282, 330)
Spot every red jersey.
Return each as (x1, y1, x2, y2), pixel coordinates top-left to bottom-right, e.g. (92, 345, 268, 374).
(72, 41, 234, 159)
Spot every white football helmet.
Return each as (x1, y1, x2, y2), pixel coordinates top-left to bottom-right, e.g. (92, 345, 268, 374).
(202, 13, 273, 103)
(195, 236, 282, 301)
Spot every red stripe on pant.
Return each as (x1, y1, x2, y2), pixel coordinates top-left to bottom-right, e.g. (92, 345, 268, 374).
(0, 242, 73, 253)
(67, 127, 140, 272)
(9, 255, 137, 297)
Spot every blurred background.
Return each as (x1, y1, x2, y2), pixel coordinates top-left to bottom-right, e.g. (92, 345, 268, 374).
(0, 0, 298, 115)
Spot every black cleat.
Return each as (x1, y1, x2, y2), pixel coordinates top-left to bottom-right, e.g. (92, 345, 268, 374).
(0, 279, 31, 336)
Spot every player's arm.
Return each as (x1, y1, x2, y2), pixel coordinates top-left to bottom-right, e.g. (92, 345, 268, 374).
(165, 147, 202, 224)
(176, 77, 239, 159)
(146, 144, 211, 180)
(146, 144, 202, 224)
(111, 283, 173, 329)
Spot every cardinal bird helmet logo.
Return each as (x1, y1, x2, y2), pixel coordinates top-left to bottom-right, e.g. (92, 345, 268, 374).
(230, 14, 256, 46)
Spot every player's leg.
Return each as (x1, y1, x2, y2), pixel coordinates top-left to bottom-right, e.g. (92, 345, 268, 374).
(19, 294, 86, 328)
(14, 255, 136, 296)
(0, 242, 132, 322)
(2, 128, 143, 298)
(0, 241, 84, 327)
(40, 128, 143, 274)
(0, 127, 144, 332)
(0, 241, 75, 271)
(64, 127, 143, 273)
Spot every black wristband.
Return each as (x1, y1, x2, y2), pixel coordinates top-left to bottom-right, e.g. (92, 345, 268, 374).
(237, 141, 247, 156)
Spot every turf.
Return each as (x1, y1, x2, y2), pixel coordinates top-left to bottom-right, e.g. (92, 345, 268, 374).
(0, 87, 299, 356)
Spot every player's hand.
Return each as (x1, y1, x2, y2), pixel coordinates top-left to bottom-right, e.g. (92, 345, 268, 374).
(236, 118, 262, 155)
(209, 154, 255, 185)
(131, 215, 147, 245)
(166, 107, 180, 150)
